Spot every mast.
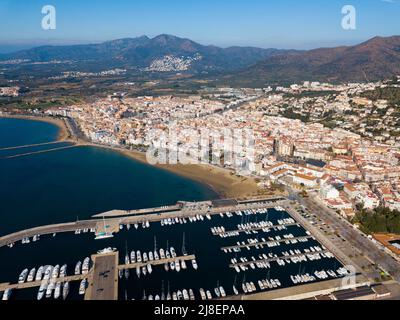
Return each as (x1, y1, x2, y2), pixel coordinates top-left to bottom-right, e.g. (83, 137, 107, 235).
(182, 232, 187, 256)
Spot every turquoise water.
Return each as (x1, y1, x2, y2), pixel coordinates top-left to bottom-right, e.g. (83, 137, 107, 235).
(0, 117, 218, 236)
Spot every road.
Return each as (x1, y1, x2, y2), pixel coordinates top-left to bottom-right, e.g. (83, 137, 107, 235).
(291, 189, 400, 283)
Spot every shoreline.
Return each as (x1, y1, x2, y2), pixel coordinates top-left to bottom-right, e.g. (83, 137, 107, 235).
(0, 114, 70, 141)
(2, 114, 274, 200)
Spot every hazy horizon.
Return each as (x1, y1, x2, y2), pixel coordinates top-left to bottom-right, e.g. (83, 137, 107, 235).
(0, 0, 399, 53)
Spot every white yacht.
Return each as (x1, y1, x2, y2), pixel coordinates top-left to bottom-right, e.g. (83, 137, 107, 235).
(82, 257, 90, 274)
(18, 269, 29, 283)
(35, 266, 44, 281)
(54, 282, 62, 299)
(79, 279, 87, 295)
(37, 283, 47, 300)
(27, 268, 36, 282)
(130, 251, 136, 263)
(60, 264, 67, 277)
(62, 282, 70, 300)
(52, 265, 60, 278)
(2, 289, 12, 301)
(75, 261, 82, 275)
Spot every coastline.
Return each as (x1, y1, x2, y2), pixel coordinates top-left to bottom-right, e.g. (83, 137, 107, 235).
(0, 114, 70, 141)
(2, 114, 268, 199)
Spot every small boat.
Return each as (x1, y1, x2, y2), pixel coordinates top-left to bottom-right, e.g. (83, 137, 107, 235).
(189, 289, 195, 300)
(37, 283, 47, 300)
(159, 248, 165, 259)
(54, 282, 62, 299)
(164, 263, 169, 272)
(192, 259, 198, 270)
(52, 265, 60, 278)
(75, 261, 82, 275)
(136, 266, 141, 278)
(219, 286, 226, 297)
(62, 282, 70, 300)
(199, 288, 206, 300)
(175, 260, 181, 272)
(35, 266, 44, 281)
(147, 263, 152, 274)
(79, 279, 87, 295)
(181, 259, 187, 270)
(60, 264, 67, 277)
(119, 269, 123, 279)
(43, 266, 53, 280)
(18, 269, 29, 283)
(2, 288, 12, 301)
(124, 268, 129, 279)
(214, 287, 221, 298)
(46, 281, 55, 298)
(130, 251, 136, 263)
(27, 268, 36, 282)
(206, 290, 212, 300)
(142, 266, 147, 276)
(82, 257, 90, 274)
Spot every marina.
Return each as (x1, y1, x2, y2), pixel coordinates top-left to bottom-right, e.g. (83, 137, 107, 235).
(0, 199, 360, 300)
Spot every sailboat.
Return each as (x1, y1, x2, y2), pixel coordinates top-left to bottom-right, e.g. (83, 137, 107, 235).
(182, 232, 187, 256)
(233, 276, 239, 295)
(95, 216, 114, 240)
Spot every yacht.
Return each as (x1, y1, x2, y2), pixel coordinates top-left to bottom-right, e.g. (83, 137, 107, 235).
(149, 251, 154, 261)
(233, 285, 239, 295)
(142, 266, 147, 276)
(182, 289, 189, 301)
(147, 263, 152, 274)
(214, 286, 221, 298)
(136, 266, 141, 278)
(206, 290, 212, 300)
(82, 257, 90, 274)
(219, 286, 226, 297)
(75, 261, 82, 275)
(199, 288, 206, 300)
(2, 289, 12, 301)
(18, 269, 29, 283)
(170, 247, 177, 258)
(54, 282, 62, 299)
(62, 282, 70, 300)
(46, 281, 55, 298)
(154, 250, 159, 261)
(27, 268, 36, 282)
(159, 248, 165, 259)
(35, 266, 44, 281)
(60, 264, 67, 277)
(181, 259, 187, 270)
(130, 251, 136, 264)
(79, 279, 87, 295)
(143, 252, 148, 263)
(175, 260, 181, 272)
(192, 259, 198, 270)
(43, 266, 53, 280)
(37, 283, 47, 300)
(136, 251, 142, 263)
(52, 265, 60, 278)
(189, 289, 195, 300)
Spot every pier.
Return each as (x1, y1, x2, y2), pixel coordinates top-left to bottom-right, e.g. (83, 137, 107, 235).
(1, 145, 77, 159)
(0, 198, 288, 249)
(0, 141, 65, 151)
(220, 235, 314, 251)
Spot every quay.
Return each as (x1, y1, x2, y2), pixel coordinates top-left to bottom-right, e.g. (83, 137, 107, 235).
(228, 250, 331, 268)
(0, 198, 288, 249)
(118, 254, 196, 270)
(220, 235, 314, 251)
(85, 251, 119, 300)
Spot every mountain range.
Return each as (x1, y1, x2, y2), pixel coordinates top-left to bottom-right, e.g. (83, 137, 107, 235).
(1, 34, 400, 84)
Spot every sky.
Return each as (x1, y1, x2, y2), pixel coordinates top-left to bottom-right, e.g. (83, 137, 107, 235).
(0, 0, 399, 51)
